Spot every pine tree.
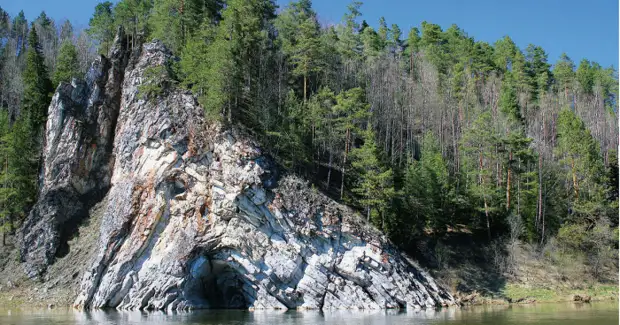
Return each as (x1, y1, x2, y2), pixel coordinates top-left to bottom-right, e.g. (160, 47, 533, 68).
(555, 108, 609, 222)
(181, 0, 275, 122)
(403, 132, 451, 234)
(524, 44, 551, 103)
(493, 36, 517, 73)
(332, 87, 370, 200)
(377, 17, 388, 48)
(337, 1, 362, 61)
(389, 24, 402, 53)
(87, 1, 115, 54)
(149, 0, 223, 53)
(576, 59, 595, 94)
(350, 127, 395, 231)
(404, 27, 421, 78)
(360, 26, 381, 61)
(11, 11, 28, 55)
(0, 112, 39, 243)
(149, 0, 183, 52)
(53, 39, 80, 87)
(0, 8, 9, 41)
(111, 0, 153, 51)
(553, 53, 575, 99)
(22, 25, 53, 130)
(276, 0, 322, 102)
(461, 112, 502, 239)
(499, 74, 522, 123)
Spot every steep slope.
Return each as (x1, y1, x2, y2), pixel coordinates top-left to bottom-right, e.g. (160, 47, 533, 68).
(19, 31, 454, 311)
(19, 28, 130, 279)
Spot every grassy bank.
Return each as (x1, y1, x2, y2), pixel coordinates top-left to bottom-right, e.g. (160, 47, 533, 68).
(501, 283, 618, 303)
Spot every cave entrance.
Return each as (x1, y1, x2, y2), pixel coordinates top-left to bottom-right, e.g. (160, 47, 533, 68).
(187, 256, 253, 309)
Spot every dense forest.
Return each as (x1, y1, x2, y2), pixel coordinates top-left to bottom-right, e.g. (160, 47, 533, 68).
(0, 1, 617, 281)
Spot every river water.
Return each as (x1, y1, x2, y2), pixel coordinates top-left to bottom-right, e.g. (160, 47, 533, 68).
(1, 302, 617, 325)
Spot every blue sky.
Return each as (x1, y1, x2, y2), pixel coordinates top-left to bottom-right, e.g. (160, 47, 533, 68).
(2, 0, 618, 68)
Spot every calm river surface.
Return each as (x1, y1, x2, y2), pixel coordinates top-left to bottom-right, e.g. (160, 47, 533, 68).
(1, 302, 617, 325)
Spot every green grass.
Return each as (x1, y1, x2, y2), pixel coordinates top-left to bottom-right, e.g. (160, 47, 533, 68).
(502, 283, 618, 303)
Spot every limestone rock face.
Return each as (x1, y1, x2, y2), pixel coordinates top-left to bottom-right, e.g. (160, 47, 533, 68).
(19, 28, 130, 279)
(22, 33, 454, 311)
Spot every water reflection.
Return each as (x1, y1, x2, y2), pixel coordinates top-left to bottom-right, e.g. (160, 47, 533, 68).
(1, 302, 617, 325)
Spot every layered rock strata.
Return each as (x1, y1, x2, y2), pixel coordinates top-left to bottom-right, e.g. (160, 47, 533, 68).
(20, 31, 454, 311)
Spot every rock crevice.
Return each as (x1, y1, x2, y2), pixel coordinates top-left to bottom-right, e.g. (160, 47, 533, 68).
(19, 27, 130, 279)
(20, 34, 454, 311)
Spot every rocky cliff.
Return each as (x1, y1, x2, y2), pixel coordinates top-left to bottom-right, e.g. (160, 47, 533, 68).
(18, 31, 454, 311)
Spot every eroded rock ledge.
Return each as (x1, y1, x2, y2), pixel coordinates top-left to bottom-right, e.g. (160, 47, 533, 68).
(20, 31, 454, 311)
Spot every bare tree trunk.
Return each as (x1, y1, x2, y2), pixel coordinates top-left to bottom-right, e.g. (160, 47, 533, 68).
(506, 150, 512, 210)
(537, 153, 543, 233)
(540, 175, 546, 246)
(480, 151, 491, 240)
(340, 128, 350, 200)
(327, 150, 333, 189)
(496, 146, 501, 188)
(571, 157, 579, 199)
(484, 195, 491, 240)
(517, 161, 521, 215)
(303, 73, 307, 103)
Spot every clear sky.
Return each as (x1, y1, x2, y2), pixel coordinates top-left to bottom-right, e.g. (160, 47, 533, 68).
(2, 0, 618, 68)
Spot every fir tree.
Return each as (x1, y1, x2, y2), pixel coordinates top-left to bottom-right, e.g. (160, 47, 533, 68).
(351, 127, 395, 231)
(87, 1, 115, 55)
(22, 25, 53, 130)
(555, 108, 609, 222)
(53, 39, 79, 87)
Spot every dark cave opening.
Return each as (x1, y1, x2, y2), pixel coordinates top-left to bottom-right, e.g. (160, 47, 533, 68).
(186, 256, 254, 309)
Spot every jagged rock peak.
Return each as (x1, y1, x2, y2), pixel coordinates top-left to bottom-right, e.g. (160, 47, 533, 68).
(22, 37, 454, 311)
(19, 27, 131, 279)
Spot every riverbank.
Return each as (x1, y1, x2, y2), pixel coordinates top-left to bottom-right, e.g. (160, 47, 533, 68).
(0, 266, 616, 310)
(0, 207, 616, 310)
(0, 287, 616, 311)
(501, 283, 618, 304)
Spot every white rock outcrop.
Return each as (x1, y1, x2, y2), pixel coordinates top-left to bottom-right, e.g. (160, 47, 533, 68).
(21, 30, 454, 311)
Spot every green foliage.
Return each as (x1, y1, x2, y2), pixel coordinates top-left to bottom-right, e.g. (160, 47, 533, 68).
(576, 59, 596, 94)
(53, 39, 79, 87)
(149, 0, 184, 52)
(275, 0, 323, 101)
(555, 108, 608, 212)
(264, 90, 309, 170)
(553, 108, 616, 243)
(180, 0, 275, 121)
(553, 53, 575, 94)
(555, 221, 617, 279)
(405, 27, 421, 54)
(336, 1, 362, 60)
(149, 0, 223, 53)
(403, 132, 452, 234)
(499, 74, 521, 122)
(524, 44, 551, 101)
(350, 127, 395, 231)
(389, 24, 402, 52)
(87, 1, 115, 54)
(360, 26, 381, 61)
(0, 111, 39, 236)
(23, 25, 53, 130)
(114, 0, 153, 46)
(1, 24, 53, 235)
(138, 65, 170, 101)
